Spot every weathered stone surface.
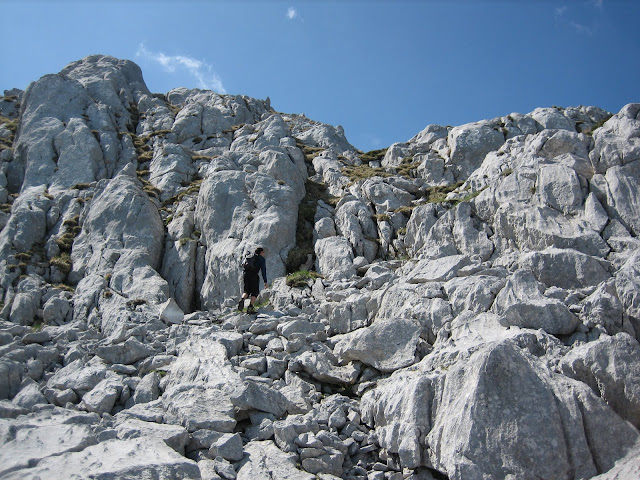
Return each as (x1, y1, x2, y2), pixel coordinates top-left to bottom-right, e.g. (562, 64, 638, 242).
(237, 440, 315, 480)
(315, 236, 356, 280)
(132, 371, 161, 405)
(11, 379, 47, 409)
(0, 360, 23, 400)
(80, 376, 122, 414)
(115, 417, 190, 454)
(334, 317, 421, 372)
(406, 255, 471, 283)
(559, 333, 640, 428)
(208, 432, 244, 462)
(163, 385, 236, 433)
(95, 337, 156, 365)
(364, 339, 639, 479)
(296, 350, 360, 385)
(0, 409, 99, 477)
(47, 358, 108, 396)
(492, 270, 580, 335)
(447, 121, 505, 180)
(3, 437, 201, 480)
(517, 247, 610, 290)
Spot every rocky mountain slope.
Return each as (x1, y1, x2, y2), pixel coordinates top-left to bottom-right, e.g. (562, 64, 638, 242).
(0, 54, 639, 480)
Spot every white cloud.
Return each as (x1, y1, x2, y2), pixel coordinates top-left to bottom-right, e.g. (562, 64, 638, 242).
(287, 7, 297, 20)
(555, 6, 568, 17)
(136, 43, 226, 94)
(570, 21, 593, 35)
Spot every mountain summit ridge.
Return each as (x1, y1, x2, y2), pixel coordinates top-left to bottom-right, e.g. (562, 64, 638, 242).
(0, 54, 639, 480)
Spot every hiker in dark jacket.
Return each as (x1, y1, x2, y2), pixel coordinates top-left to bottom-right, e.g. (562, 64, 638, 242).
(238, 247, 268, 314)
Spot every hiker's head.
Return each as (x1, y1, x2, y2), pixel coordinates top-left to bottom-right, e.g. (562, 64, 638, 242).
(255, 247, 264, 256)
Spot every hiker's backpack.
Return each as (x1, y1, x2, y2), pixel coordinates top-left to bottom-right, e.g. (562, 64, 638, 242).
(242, 254, 260, 274)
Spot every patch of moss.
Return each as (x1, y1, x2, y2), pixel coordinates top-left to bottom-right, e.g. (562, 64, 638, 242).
(178, 237, 191, 247)
(394, 205, 415, 216)
(341, 164, 391, 182)
(422, 182, 465, 204)
(285, 179, 338, 273)
(359, 148, 388, 163)
(286, 270, 323, 288)
(585, 114, 614, 135)
(50, 253, 72, 274)
(126, 298, 147, 309)
(295, 140, 325, 162)
(14, 252, 32, 262)
(222, 124, 245, 134)
(52, 283, 75, 293)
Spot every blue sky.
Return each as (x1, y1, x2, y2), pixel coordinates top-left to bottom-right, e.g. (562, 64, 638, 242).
(2, 1, 639, 151)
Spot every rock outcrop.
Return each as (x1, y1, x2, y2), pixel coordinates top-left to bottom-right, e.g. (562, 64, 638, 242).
(0, 55, 639, 479)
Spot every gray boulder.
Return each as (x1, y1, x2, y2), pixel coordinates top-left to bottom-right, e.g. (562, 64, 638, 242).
(530, 107, 575, 131)
(492, 270, 580, 335)
(0, 359, 24, 400)
(115, 417, 190, 454)
(132, 371, 161, 405)
(237, 440, 315, 480)
(536, 164, 584, 215)
(334, 317, 421, 372)
(80, 376, 123, 414)
(315, 236, 356, 281)
(0, 187, 49, 256)
(2, 437, 200, 480)
(162, 384, 236, 433)
(559, 333, 640, 428)
(363, 339, 639, 479)
(602, 161, 640, 237)
(0, 408, 100, 477)
(590, 103, 640, 172)
(426, 341, 638, 479)
(95, 337, 156, 365)
(447, 121, 505, 180)
(47, 358, 108, 397)
(517, 247, 610, 290)
(71, 174, 168, 312)
(334, 198, 378, 262)
(614, 250, 640, 337)
(406, 255, 471, 283)
(11, 379, 47, 409)
(208, 432, 244, 462)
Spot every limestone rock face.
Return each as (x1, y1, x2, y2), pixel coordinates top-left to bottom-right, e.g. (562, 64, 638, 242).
(0, 56, 638, 480)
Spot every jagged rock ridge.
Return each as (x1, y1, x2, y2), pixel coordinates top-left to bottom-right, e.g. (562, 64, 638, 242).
(0, 54, 639, 479)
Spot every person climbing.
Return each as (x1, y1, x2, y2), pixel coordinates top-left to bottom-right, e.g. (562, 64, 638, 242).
(238, 247, 268, 314)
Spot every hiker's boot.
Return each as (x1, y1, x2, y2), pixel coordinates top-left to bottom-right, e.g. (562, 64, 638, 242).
(237, 300, 244, 312)
(246, 305, 256, 314)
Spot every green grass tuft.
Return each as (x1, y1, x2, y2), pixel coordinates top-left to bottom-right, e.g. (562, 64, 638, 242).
(286, 270, 323, 287)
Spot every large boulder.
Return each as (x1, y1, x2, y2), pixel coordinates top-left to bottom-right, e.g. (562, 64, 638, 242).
(492, 270, 580, 335)
(362, 339, 640, 479)
(590, 103, 640, 172)
(237, 440, 314, 480)
(559, 333, 640, 429)
(8, 55, 149, 192)
(517, 247, 610, 290)
(2, 437, 201, 480)
(447, 121, 505, 180)
(315, 236, 356, 281)
(334, 317, 421, 372)
(71, 174, 168, 314)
